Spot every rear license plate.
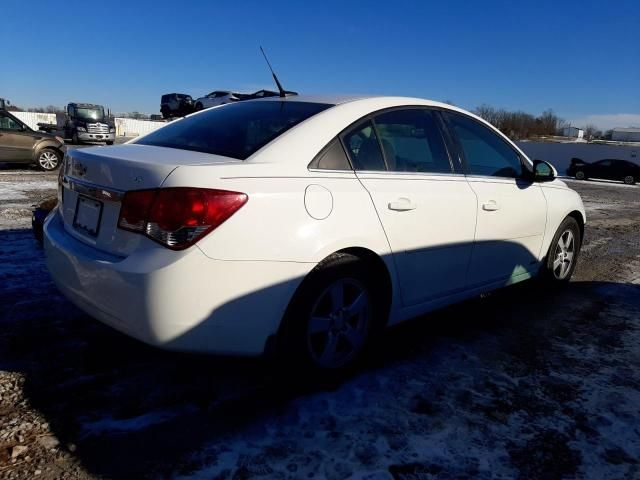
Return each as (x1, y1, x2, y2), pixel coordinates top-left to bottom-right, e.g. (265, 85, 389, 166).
(73, 196, 103, 237)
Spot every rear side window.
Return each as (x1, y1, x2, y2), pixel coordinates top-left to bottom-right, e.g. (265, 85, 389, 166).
(136, 101, 332, 160)
(342, 121, 386, 171)
(447, 112, 523, 178)
(373, 109, 451, 173)
(309, 139, 351, 170)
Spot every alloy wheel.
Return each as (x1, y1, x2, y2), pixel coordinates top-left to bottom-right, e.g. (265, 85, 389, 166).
(553, 229, 575, 280)
(38, 151, 59, 170)
(306, 278, 371, 369)
(624, 175, 634, 185)
(575, 171, 585, 180)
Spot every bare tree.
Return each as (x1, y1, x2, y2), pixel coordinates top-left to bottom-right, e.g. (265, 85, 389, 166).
(583, 124, 599, 140)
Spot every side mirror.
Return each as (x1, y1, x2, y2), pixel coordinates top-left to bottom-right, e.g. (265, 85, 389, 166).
(533, 159, 555, 182)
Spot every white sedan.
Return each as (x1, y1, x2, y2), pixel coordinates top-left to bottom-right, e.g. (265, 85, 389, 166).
(44, 95, 585, 371)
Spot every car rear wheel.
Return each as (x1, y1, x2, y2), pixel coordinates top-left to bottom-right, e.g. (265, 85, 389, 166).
(278, 253, 384, 372)
(195, 103, 203, 111)
(575, 171, 586, 180)
(541, 217, 581, 283)
(623, 175, 635, 185)
(37, 148, 61, 171)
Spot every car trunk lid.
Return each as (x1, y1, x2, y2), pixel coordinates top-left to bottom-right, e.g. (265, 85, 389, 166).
(59, 144, 242, 256)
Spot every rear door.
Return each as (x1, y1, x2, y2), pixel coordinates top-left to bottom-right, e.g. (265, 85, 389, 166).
(0, 111, 35, 162)
(344, 108, 477, 306)
(443, 111, 547, 287)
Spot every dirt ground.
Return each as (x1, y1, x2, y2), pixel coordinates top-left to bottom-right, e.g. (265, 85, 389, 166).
(0, 170, 639, 480)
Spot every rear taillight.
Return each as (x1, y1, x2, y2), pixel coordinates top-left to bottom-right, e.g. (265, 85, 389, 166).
(118, 188, 248, 250)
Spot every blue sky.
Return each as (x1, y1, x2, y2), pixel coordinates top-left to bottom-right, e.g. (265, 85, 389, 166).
(2, 0, 639, 129)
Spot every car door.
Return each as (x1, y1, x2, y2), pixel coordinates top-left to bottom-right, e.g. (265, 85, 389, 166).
(342, 108, 478, 306)
(0, 111, 34, 162)
(443, 111, 547, 288)
(591, 159, 612, 180)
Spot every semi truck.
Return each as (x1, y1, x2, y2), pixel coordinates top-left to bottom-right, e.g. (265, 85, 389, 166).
(38, 102, 115, 145)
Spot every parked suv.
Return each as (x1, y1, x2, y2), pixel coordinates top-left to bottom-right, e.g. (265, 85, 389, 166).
(0, 109, 65, 170)
(160, 93, 194, 119)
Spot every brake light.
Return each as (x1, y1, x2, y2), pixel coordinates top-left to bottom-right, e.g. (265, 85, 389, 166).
(118, 188, 248, 250)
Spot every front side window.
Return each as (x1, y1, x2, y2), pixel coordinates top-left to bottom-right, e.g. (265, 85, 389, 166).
(136, 100, 332, 160)
(447, 112, 523, 178)
(342, 121, 386, 171)
(0, 112, 23, 131)
(373, 109, 451, 173)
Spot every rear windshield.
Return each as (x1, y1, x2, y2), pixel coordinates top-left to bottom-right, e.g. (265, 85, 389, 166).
(136, 101, 332, 160)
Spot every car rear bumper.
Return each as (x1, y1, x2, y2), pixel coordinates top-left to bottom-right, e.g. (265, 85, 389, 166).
(43, 209, 311, 355)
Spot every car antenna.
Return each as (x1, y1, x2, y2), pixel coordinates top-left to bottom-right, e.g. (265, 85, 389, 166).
(260, 46, 286, 98)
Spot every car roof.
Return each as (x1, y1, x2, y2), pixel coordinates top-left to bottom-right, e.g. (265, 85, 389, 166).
(257, 94, 460, 110)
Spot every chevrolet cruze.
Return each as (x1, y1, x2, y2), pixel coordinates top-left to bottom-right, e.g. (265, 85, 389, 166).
(44, 96, 586, 370)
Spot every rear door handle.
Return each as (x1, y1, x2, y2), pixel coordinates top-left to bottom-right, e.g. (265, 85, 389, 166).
(482, 200, 500, 211)
(388, 198, 417, 211)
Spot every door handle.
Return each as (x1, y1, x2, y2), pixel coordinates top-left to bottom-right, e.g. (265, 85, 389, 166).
(482, 200, 500, 211)
(388, 198, 417, 211)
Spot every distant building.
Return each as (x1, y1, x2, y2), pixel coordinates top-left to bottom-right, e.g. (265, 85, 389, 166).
(562, 126, 584, 139)
(611, 127, 640, 142)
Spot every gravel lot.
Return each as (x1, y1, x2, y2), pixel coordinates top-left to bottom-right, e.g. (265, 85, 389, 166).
(0, 168, 639, 479)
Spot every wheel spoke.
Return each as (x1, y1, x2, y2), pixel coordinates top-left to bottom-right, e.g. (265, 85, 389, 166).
(343, 325, 363, 350)
(560, 260, 569, 278)
(345, 292, 366, 317)
(553, 256, 562, 271)
(565, 251, 574, 262)
(308, 316, 332, 334)
(319, 333, 339, 363)
(565, 231, 574, 250)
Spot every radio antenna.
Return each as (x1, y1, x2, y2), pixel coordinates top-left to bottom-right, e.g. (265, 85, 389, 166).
(260, 46, 286, 98)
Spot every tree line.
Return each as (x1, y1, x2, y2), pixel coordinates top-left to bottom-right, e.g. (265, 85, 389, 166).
(472, 104, 608, 140)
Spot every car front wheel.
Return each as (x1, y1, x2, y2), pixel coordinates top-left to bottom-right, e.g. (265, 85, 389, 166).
(542, 216, 581, 283)
(279, 254, 384, 372)
(623, 175, 635, 185)
(37, 148, 61, 171)
(575, 171, 586, 180)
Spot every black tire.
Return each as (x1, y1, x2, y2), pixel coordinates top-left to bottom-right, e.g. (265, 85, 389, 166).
(195, 103, 203, 111)
(106, 141, 114, 146)
(540, 216, 581, 284)
(623, 175, 635, 185)
(72, 132, 79, 145)
(575, 170, 587, 180)
(277, 253, 387, 373)
(36, 148, 61, 171)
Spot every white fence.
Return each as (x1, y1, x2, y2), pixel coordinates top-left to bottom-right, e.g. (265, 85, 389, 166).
(114, 117, 165, 137)
(11, 111, 57, 130)
(10, 111, 166, 138)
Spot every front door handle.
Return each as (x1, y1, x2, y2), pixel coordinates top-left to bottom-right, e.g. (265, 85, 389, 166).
(388, 198, 417, 211)
(482, 200, 500, 211)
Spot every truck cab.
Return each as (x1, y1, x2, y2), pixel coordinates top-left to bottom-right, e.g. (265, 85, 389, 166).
(63, 103, 115, 145)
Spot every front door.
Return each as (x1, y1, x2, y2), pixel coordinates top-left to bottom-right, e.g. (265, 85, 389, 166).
(342, 108, 477, 306)
(0, 111, 34, 162)
(444, 111, 547, 287)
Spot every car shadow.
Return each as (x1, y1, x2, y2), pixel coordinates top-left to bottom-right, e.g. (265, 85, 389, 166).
(2, 227, 640, 478)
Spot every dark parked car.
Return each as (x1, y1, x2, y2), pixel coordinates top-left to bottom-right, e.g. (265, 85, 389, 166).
(567, 158, 639, 185)
(160, 93, 194, 119)
(0, 109, 65, 170)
